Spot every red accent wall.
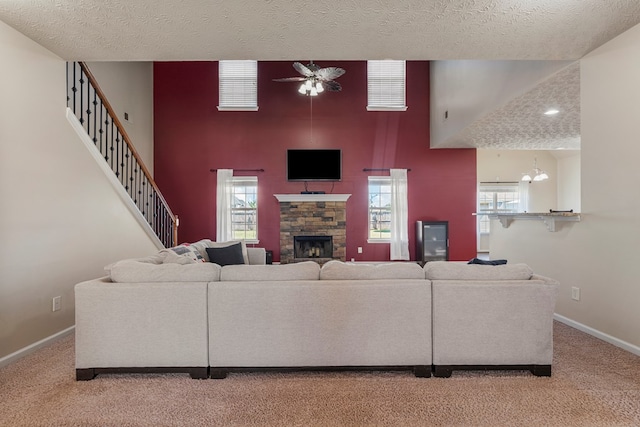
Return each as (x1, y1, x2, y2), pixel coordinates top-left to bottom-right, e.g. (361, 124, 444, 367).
(154, 61, 477, 262)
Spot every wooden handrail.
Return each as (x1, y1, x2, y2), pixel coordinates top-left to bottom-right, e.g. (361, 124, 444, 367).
(78, 62, 178, 245)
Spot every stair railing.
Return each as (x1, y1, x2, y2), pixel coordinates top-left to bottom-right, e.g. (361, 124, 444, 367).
(66, 62, 177, 248)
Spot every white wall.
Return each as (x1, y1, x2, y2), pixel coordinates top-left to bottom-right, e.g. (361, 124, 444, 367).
(556, 151, 581, 211)
(0, 21, 159, 360)
(85, 62, 154, 174)
(489, 22, 640, 351)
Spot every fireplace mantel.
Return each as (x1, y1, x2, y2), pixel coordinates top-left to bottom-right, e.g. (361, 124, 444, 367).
(274, 194, 351, 203)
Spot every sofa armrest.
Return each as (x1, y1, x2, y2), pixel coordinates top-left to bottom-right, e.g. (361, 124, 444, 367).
(432, 279, 558, 366)
(75, 278, 209, 369)
(247, 247, 266, 265)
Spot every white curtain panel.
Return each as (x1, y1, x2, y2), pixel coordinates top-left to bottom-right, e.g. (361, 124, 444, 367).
(216, 169, 234, 242)
(390, 168, 410, 260)
(518, 181, 530, 213)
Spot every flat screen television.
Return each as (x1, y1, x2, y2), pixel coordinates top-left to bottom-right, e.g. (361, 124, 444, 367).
(287, 149, 342, 181)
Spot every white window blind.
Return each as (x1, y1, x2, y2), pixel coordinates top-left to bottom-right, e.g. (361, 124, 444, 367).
(218, 60, 258, 111)
(367, 60, 407, 111)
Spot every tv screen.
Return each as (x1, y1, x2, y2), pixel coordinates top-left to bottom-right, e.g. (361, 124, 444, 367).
(287, 149, 342, 181)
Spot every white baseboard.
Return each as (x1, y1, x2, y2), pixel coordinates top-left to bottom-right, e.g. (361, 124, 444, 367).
(0, 326, 75, 368)
(554, 314, 640, 357)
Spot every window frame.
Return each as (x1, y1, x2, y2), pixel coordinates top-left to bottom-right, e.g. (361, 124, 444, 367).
(367, 176, 392, 243)
(230, 176, 259, 243)
(217, 60, 259, 111)
(477, 182, 520, 235)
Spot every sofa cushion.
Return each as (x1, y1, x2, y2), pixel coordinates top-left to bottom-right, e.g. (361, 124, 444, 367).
(107, 259, 221, 282)
(220, 261, 320, 281)
(206, 243, 245, 266)
(320, 260, 425, 280)
(424, 261, 533, 281)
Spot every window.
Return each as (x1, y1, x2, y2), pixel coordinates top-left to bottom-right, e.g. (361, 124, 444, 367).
(231, 177, 258, 242)
(218, 60, 258, 111)
(477, 183, 521, 234)
(367, 60, 407, 111)
(368, 177, 392, 241)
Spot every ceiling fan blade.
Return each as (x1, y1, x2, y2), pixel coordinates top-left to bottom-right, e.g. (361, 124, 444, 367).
(273, 77, 307, 82)
(317, 67, 346, 81)
(324, 81, 342, 92)
(293, 62, 314, 77)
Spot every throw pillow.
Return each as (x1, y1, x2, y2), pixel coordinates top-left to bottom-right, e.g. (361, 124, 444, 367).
(206, 243, 246, 266)
(169, 244, 205, 262)
(161, 251, 197, 265)
(206, 240, 250, 264)
(467, 258, 508, 265)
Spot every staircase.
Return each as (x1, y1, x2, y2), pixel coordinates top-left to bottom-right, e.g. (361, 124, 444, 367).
(66, 62, 177, 248)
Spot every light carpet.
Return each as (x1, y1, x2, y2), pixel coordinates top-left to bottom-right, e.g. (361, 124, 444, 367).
(1, 322, 639, 426)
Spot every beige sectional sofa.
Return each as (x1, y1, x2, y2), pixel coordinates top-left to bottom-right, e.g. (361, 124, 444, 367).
(74, 242, 558, 380)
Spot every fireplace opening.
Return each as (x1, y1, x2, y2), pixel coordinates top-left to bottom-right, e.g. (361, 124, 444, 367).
(294, 236, 333, 259)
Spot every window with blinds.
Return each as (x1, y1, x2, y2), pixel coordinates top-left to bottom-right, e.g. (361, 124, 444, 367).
(367, 60, 407, 111)
(218, 60, 258, 111)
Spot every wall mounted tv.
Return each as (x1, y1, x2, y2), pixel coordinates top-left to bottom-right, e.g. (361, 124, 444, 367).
(287, 149, 342, 181)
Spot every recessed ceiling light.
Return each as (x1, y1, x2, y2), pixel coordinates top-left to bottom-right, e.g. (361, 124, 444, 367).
(544, 109, 559, 115)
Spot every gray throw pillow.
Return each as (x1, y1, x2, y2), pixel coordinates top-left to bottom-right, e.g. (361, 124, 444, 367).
(206, 243, 245, 266)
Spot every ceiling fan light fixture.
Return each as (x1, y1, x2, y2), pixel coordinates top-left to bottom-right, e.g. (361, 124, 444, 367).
(521, 174, 532, 182)
(274, 61, 345, 96)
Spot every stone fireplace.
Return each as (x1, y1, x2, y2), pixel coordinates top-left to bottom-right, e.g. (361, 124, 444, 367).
(276, 194, 350, 264)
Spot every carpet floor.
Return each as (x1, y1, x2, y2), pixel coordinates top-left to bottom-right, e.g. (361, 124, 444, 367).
(1, 322, 639, 426)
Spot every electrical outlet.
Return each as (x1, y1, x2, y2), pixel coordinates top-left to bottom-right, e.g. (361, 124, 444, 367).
(571, 287, 580, 301)
(52, 296, 61, 312)
(357, 247, 363, 254)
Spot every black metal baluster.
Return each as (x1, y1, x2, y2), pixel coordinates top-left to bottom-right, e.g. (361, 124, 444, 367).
(72, 63, 77, 115)
(99, 103, 104, 157)
(79, 70, 84, 127)
(92, 88, 98, 147)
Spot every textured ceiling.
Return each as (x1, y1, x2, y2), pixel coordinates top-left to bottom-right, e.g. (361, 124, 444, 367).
(466, 63, 581, 150)
(1, 0, 639, 61)
(436, 62, 581, 150)
(1, 0, 638, 150)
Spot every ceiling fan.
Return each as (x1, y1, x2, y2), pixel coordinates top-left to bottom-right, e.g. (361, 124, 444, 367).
(273, 61, 346, 96)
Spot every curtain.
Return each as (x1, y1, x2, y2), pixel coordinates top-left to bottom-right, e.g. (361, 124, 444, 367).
(518, 181, 530, 213)
(216, 169, 234, 242)
(390, 168, 410, 260)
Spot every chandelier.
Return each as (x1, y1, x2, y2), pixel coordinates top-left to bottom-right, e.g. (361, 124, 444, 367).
(521, 158, 549, 182)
